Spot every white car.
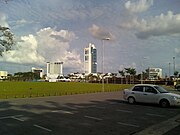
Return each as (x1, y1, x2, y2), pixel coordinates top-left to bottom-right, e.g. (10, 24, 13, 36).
(123, 84, 180, 107)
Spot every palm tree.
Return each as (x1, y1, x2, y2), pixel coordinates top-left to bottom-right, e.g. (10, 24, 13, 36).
(174, 71, 179, 78)
(129, 68, 136, 84)
(124, 68, 136, 84)
(174, 71, 179, 84)
(119, 70, 125, 84)
(124, 68, 131, 84)
(111, 73, 117, 84)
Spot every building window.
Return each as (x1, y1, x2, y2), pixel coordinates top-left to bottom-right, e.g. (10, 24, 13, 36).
(85, 50, 88, 54)
(85, 56, 89, 61)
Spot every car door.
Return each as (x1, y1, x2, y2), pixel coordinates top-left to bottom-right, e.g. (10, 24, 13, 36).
(131, 86, 144, 102)
(143, 86, 160, 103)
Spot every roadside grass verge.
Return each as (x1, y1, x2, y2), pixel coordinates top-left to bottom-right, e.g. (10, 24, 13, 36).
(0, 82, 133, 99)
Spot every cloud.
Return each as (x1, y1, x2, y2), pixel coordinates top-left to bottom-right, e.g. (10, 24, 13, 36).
(0, 12, 9, 27)
(125, 0, 153, 13)
(1, 35, 45, 64)
(121, 11, 180, 39)
(16, 19, 27, 25)
(89, 24, 115, 40)
(36, 27, 82, 69)
(50, 29, 77, 42)
(175, 48, 180, 57)
(0, 27, 83, 72)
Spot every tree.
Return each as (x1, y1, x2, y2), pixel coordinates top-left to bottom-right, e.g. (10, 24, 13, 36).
(144, 69, 149, 80)
(129, 68, 136, 84)
(119, 68, 137, 84)
(125, 68, 136, 76)
(119, 70, 125, 77)
(111, 73, 117, 84)
(87, 73, 98, 82)
(124, 68, 136, 84)
(0, 26, 14, 56)
(13, 72, 37, 81)
(119, 70, 125, 84)
(125, 68, 131, 84)
(174, 71, 179, 77)
(174, 71, 179, 83)
(124, 68, 136, 83)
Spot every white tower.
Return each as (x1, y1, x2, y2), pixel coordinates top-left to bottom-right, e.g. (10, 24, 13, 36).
(84, 43, 97, 74)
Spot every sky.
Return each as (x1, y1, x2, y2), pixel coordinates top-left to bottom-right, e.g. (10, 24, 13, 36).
(0, 0, 180, 76)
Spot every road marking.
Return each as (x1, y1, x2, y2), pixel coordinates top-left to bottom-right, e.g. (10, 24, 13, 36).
(117, 122, 140, 128)
(139, 117, 148, 120)
(84, 115, 103, 121)
(94, 106, 106, 109)
(88, 105, 105, 109)
(11, 116, 24, 122)
(0, 116, 12, 120)
(104, 101, 117, 105)
(0, 115, 23, 120)
(146, 113, 166, 117)
(34, 124, 52, 132)
(88, 105, 97, 108)
(51, 110, 74, 114)
(61, 105, 77, 110)
(116, 109, 132, 113)
(108, 102, 117, 105)
(74, 105, 84, 108)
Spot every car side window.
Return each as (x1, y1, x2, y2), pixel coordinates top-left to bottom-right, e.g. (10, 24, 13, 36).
(132, 86, 143, 92)
(145, 86, 157, 94)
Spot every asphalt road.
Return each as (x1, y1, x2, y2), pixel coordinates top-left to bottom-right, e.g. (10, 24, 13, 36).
(0, 91, 180, 135)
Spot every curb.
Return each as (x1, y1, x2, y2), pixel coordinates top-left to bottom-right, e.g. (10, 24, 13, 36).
(134, 114, 180, 135)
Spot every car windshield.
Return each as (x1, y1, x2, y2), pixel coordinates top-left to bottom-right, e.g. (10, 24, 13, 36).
(154, 86, 168, 93)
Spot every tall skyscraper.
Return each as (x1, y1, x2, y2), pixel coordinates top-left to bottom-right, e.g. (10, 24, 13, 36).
(84, 43, 97, 74)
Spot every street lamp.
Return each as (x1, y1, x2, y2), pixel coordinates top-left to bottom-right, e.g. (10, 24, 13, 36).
(141, 57, 148, 84)
(168, 62, 171, 79)
(102, 38, 110, 92)
(173, 57, 175, 75)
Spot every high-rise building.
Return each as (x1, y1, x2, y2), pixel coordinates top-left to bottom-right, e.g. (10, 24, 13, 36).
(84, 43, 97, 74)
(46, 62, 63, 79)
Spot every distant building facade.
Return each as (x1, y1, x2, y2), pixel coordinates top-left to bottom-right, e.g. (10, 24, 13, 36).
(148, 68, 162, 80)
(0, 71, 8, 80)
(31, 67, 44, 78)
(46, 62, 63, 79)
(84, 43, 97, 74)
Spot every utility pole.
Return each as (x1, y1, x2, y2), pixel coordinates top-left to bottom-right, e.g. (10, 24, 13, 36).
(101, 38, 110, 92)
(173, 57, 175, 75)
(169, 62, 171, 79)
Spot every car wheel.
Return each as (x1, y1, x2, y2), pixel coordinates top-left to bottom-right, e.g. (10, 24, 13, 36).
(160, 99, 169, 108)
(128, 97, 135, 104)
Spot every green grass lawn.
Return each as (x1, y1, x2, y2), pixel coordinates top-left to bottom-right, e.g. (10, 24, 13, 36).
(0, 82, 132, 99)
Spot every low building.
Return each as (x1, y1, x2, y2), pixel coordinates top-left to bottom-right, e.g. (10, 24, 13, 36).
(148, 68, 162, 80)
(31, 67, 44, 78)
(0, 71, 8, 80)
(69, 72, 84, 82)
